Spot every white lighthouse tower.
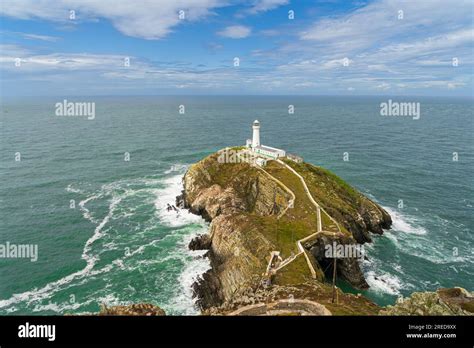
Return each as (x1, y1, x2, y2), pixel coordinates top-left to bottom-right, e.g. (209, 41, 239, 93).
(252, 120, 260, 148)
(244, 120, 286, 162)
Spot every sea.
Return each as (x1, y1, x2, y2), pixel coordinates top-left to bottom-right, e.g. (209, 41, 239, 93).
(1, 95, 472, 315)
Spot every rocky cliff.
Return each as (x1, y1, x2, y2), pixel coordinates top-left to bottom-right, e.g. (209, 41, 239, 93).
(98, 303, 166, 316)
(177, 149, 393, 313)
(380, 288, 473, 315)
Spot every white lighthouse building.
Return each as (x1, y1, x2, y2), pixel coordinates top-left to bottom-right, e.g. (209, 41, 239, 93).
(246, 120, 286, 160)
(252, 120, 261, 148)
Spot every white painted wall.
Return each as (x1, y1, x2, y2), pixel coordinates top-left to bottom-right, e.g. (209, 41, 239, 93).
(252, 120, 260, 148)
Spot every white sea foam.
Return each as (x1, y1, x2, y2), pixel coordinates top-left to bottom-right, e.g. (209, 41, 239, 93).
(154, 174, 203, 227)
(0, 262, 112, 310)
(365, 270, 402, 296)
(1, 167, 210, 315)
(362, 253, 405, 296)
(379, 206, 471, 265)
(170, 232, 211, 315)
(78, 192, 103, 224)
(0, 188, 121, 310)
(82, 195, 122, 261)
(94, 293, 124, 307)
(66, 184, 83, 194)
(164, 164, 188, 174)
(383, 206, 427, 235)
(32, 299, 89, 313)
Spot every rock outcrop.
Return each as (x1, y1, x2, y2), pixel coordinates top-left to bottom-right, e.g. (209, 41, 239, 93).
(380, 288, 474, 316)
(177, 150, 392, 313)
(304, 233, 368, 289)
(98, 303, 166, 316)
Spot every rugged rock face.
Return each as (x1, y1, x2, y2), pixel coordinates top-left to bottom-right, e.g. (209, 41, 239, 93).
(203, 282, 381, 316)
(379, 288, 474, 315)
(177, 153, 292, 220)
(190, 214, 272, 309)
(98, 303, 166, 316)
(304, 233, 369, 289)
(177, 150, 390, 312)
(227, 299, 332, 316)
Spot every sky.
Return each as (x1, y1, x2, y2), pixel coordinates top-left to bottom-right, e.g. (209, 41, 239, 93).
(0, 0, 473, 96)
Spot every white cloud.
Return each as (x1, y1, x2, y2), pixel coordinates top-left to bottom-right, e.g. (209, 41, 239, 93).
(321, 57, 353, 69)
(259, 29, 280, 37)
(218, 25, 251, 39)
(0, 30, 60, 42)
(247, 0, 289, 14)
(22, 33, 59, 42)
(0, 43, 246, 93)
(0, 45, 137, 72)
(376, 82, 390, 90)
(299, 0, 472, 53)
(0, 44, 32, 58)
(265, 0, 473, 93)
(0, 0, 227, 40)
(1, 0, 472, 95)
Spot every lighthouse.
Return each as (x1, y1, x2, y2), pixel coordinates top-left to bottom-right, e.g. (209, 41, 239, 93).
(252, 120, 260, 148)
(245, 120, 286, 160)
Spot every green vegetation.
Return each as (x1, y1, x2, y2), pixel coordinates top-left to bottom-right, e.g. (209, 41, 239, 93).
(251, 215, 307, 257)
(284, 158, 360, 202)
(186, 151, 390, 315)
(273, 254, 311, 286)
(281, 159, 372, 236)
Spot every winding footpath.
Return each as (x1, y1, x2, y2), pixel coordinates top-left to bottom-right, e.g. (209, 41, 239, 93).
(236, 150, 343, 279)
(276, 159, 342, 233)
(263, 159, 343, 279)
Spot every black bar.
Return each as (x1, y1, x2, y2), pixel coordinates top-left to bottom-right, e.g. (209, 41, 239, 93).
(0, 315, 471, 346)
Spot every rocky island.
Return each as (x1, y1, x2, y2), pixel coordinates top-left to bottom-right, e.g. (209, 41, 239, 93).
(176, 147, 395, 315)
(174, 148, 473, 316)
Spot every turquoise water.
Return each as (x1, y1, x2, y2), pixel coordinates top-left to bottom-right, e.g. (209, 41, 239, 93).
(1, 96, 473, 314)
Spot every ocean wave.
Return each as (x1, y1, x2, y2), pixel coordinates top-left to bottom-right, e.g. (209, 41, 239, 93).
(0, 165, 210, 315)
(78, 192, 103, 224)
(0, 181, 137, 311)
(154, 175, 204, 227)
(383, 206, 427, 235)
(379, 206, 471, 265)
(0, 262, 112, 311)
(169, 232, 211, 315)
(362, 254, 406, 296)
(164, 164, 188, 175)
(0, 192, 118, 310)
(66, 183, 84, 194)
(32, 299, 90, 313)
(365, 270, 402, 296)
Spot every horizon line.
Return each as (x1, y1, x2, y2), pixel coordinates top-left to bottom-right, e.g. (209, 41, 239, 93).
(2, 94, 473, 99)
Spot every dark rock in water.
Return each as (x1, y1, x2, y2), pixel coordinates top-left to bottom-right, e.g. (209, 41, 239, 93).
(98, 303, 166, 316)
(189, 234, 211, 250)
(380, 287, 473, 316)
(176, 191, 186, 209)
(192, 252, 226, 310)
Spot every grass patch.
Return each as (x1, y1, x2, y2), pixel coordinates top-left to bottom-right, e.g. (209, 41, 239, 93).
(273, 254, 311, 286)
